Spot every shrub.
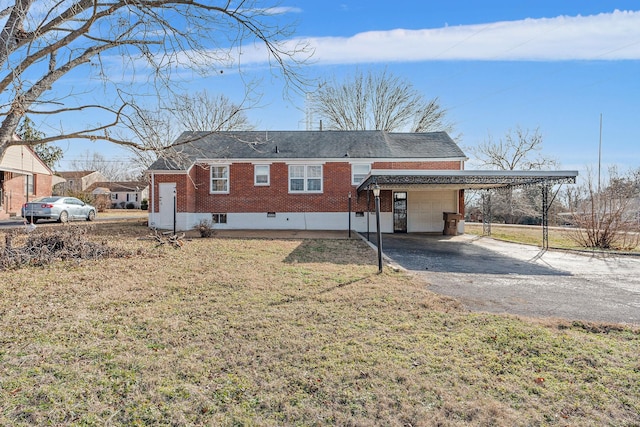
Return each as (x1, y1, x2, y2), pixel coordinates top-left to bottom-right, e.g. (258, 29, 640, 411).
(126, 202, 135, 209)
(140, 199, 148, 210)
(67, 190, 94, 205)
(93, 194, 111, 212)
(194, 219, 215, 238)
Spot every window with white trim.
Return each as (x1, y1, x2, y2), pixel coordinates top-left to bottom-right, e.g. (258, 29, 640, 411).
(212, 213, 227, 224)
(289, 165, 322, 193)
(24, 175, 34, 195)
(254, 164, 270, 186)
(352, 164, 371, 185)
(210, 165, 229, 193)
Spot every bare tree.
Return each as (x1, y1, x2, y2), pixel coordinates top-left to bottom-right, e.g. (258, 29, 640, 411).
(69, 151, 139, 181)
(564, 167, 640, 250)
(309, 69, 453, 134)
(469, 127, 557, 171)
(126, 90, 256, 170)
(172, 91, 255, 133)
(469, 126, 559, 224)
(0, 1, 306, 157)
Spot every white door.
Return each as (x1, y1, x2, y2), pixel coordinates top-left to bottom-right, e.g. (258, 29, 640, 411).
(157, 182, 176, 229)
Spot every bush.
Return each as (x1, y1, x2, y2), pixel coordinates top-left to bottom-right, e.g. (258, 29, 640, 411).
(194, 219, 215, 238)
(67, 190, 94, 205)
(126, 202, 135, 209)
(140, 199, 148, 210)
(93, 194, 111, 212)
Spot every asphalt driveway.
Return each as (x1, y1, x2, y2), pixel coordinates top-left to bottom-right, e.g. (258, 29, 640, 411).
(378, 233, 640, 325)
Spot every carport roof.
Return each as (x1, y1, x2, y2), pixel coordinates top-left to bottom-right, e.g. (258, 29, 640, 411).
(357, 169, 578, 192)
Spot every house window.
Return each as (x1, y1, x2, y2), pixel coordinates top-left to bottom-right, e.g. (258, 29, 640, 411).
(254, 164, 270, 186)
(352, 164, 371, 185)
(111, 193, 118, 200)
(212, 213, 227, 224)
(126, 193, 130, 202)
(24, 175, 34, 195)
(289, 165, 322, 193)
(210, 165, 229, 193)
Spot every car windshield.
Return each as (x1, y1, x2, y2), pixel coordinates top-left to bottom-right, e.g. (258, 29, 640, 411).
(36, 197, 62, 203)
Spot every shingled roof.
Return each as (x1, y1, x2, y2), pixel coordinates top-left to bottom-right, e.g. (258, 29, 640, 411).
(147, 130, 466, 171)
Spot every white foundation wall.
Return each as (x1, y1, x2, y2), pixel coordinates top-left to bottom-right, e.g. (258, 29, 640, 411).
(407, 190, 458, 233)
(149, 211, 394, 233)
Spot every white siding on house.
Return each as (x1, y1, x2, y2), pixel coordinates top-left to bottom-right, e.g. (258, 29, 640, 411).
(407, 190, 458, 233)
(0, 145, 51, 175)
(149, 211, 395, 233)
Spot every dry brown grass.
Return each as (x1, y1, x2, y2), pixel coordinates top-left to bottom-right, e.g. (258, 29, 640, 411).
(465, 223, 596, 250)
(0, 221, 638, 426)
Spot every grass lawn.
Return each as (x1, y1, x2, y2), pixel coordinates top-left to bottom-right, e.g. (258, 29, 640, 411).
(464, 223, 607, 250)
(1, 221, 638, 426)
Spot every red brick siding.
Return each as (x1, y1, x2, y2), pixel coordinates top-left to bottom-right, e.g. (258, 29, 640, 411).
(152, 174, 193, 213)
(154, 160, 462, 214)
(191, 162, 364, 213)
(2, 173, 52, 215)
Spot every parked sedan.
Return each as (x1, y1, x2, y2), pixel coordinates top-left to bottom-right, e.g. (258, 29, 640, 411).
(22, 197, 97, 224)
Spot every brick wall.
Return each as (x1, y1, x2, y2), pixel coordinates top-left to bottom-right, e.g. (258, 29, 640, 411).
(2, 173, 52, 215)
(151, 160, 463, 216)
(151, 160, 460, 215)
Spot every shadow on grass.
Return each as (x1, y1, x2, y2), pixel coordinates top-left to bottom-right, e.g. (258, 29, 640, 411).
(268, 274, 375, 306)
(283, 239, 375, 266)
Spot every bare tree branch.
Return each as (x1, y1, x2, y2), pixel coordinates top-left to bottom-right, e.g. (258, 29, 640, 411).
(0, 0, 308, 156)
(310, 69, 454, 134)
(468, 126, 559, 224)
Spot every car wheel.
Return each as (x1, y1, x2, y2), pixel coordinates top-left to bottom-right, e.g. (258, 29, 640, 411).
(87, 210, 96, 221)
(25, 217, 37, 224)
(58, 211, 69, 223)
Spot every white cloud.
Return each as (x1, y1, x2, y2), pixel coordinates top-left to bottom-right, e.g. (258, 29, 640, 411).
(259, 6, 302, 15)
(236, 9, 640, 65)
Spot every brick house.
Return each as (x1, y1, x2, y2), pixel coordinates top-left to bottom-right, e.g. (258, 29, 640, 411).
(0, 144, 55, 219)
(146, 130, 472, 233)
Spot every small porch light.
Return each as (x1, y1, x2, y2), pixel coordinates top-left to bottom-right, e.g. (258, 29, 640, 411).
(372, 184, 380, 197)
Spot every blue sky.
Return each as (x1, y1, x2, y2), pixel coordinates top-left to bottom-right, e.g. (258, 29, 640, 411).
(55, 1, 639, 178)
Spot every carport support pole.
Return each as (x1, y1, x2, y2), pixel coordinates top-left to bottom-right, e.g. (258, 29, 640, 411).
(348, 192, 352, 238)
(542, 183, 549, 250)
(366, 189, 371, 241)
(173, 188, 177, 236)
(373, 185, 382, 273)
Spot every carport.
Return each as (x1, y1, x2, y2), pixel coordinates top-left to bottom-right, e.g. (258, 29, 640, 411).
(357, 169, 578, 248)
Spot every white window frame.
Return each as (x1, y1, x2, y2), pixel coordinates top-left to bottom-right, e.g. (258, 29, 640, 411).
(24, 175, 34, 195)
(212, 213, 227, 224)
(210, 165, 230, 194)
(288, 164, 323, 193)
(254, 164, 270, 186)
(351, 163, 372, 185)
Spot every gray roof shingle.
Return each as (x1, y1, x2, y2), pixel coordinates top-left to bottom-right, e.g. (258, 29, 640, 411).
(147, 130, 466, 171)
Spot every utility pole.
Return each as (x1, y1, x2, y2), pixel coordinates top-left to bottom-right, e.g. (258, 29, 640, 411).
(598, 113, 603, 194)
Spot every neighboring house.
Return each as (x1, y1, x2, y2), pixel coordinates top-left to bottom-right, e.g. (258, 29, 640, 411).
(54, 170, 107, 195)
(146, 130, 467, 232)
(145, 130, 578, 233)
(89, 181, 149, 209)
(0, 144, 55, 219)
